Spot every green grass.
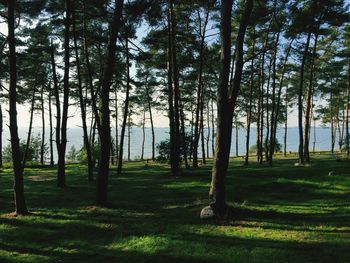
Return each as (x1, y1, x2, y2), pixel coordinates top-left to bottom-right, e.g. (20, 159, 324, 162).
(0, 153, 350, 262)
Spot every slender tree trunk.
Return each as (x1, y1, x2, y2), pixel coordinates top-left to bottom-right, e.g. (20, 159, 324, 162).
(244, 33, 255, 165)
(304, 34, 318, 163)
(128, 112, 131, 161)
(206, 100, 210, 158)
(179, 93, 189, 168)
(169, 0, 181, 176)
(298, 31, 312, 164)
(346, 63, 350, 156)
(83, 2, 101, 131)
(57, 0, 71, 187)
(96, 0, 124, 206)
(117, 37, 130, 175)
(48, 89, 54, 166)
(40, 85, 45, 165)
(313, 115, 316, 153)
(208, 0, 253, 217)
(22, 87, 36, 168)
(200, 86, 206, 164)
(141, 108, 146, 160)
(235, 116, 238, 157)
(147, 89, 155, 161)
(269, 38, 293, 164)
(211, 97, 215, 157)
(330, 78, 335, 153)
(264, 58, 273, 162)
(8, 0, 28, 215)
(73, 11, 94, 181)
(0, 105, 3, 168)
(115, 91, 119, 161)
(193, 10, 209, 167)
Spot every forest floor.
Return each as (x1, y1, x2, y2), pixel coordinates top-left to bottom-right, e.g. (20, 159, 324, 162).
(0, 153, 350, 262)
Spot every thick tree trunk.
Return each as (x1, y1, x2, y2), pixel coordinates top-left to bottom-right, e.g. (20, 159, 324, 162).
(8, 0, 29, 215)
(303, 34, 318, 163)
(117, 37, 130, 175)
(208, 0, 253, 217)
(96, 0, 124, 206)
(298, 31, 312, 164)
(73, 11, 94, 181)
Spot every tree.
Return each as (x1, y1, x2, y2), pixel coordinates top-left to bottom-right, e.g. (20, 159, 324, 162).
(203, 0, 253, 218)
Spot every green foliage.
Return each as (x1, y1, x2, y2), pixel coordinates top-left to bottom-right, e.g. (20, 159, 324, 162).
(249, 139, 282, 154)
(156, 134, 192, 163)
(2, 134, 47, 164)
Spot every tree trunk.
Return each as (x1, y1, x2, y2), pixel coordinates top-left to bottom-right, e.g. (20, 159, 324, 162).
(96, 0, 124, 206)
(40, 85, 45, 165)
(115, 91, 119, 161)
(235, 116, 238, 157)
(269, 38, 293, 165)
(141, 109, 146, 160)
(22, 87, 36, 168)
(200, 86, 206, 164)
(57, 0, 72, 187)
(208, 0, 253, 217)
(147, 88, 155, 161)
(193, 10, 209, 168)
(0, 105, 3, 168)
(8, 0, 29, 215)
(127, 112, 131, 162)
(168, 0, 181, 176)
(303, 33, 318, 163)
(117, 37, 130, 175)
(244, 32, 255, 165)
(48, 88, 54, 167)
(298, 31, 312, 164)
(73, 10, 94, 181)
(347, 63, 350, 156)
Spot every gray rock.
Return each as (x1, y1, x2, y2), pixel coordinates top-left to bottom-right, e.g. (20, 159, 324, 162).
(200, 205, 215, 219)
(328, 171, 336, 176)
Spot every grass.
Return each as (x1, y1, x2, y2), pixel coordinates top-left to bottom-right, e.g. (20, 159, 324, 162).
(0, 153, 350, 262)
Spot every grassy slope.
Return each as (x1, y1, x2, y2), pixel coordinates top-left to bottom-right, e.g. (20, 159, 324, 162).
(0, 153, 350, 263)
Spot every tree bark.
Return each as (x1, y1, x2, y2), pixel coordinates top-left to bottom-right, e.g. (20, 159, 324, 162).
(117, 37, 131, 175)
(193, 9, 209, 167)
(8, 0, 29, 215)
(73, 10, 94, 181)
(40, 85, 45, 165)
(48, 88, 54, 167)
(208, 0, 253, 217)
(298, 31, 312, 164)
(303, 33, 318, 163)
(0, 104, 3, 168)
(57, 0, 72, 187)
(168, 0, 181, 176)
(347, 62, 350, 156)
(96, 0, 124, 206)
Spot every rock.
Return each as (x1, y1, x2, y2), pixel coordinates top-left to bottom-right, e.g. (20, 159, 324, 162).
(328, 171, 336, 176)
(200, 205, 215, 220)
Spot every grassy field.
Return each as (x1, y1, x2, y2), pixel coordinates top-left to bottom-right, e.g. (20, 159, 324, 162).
(0, 153, 350, 262)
